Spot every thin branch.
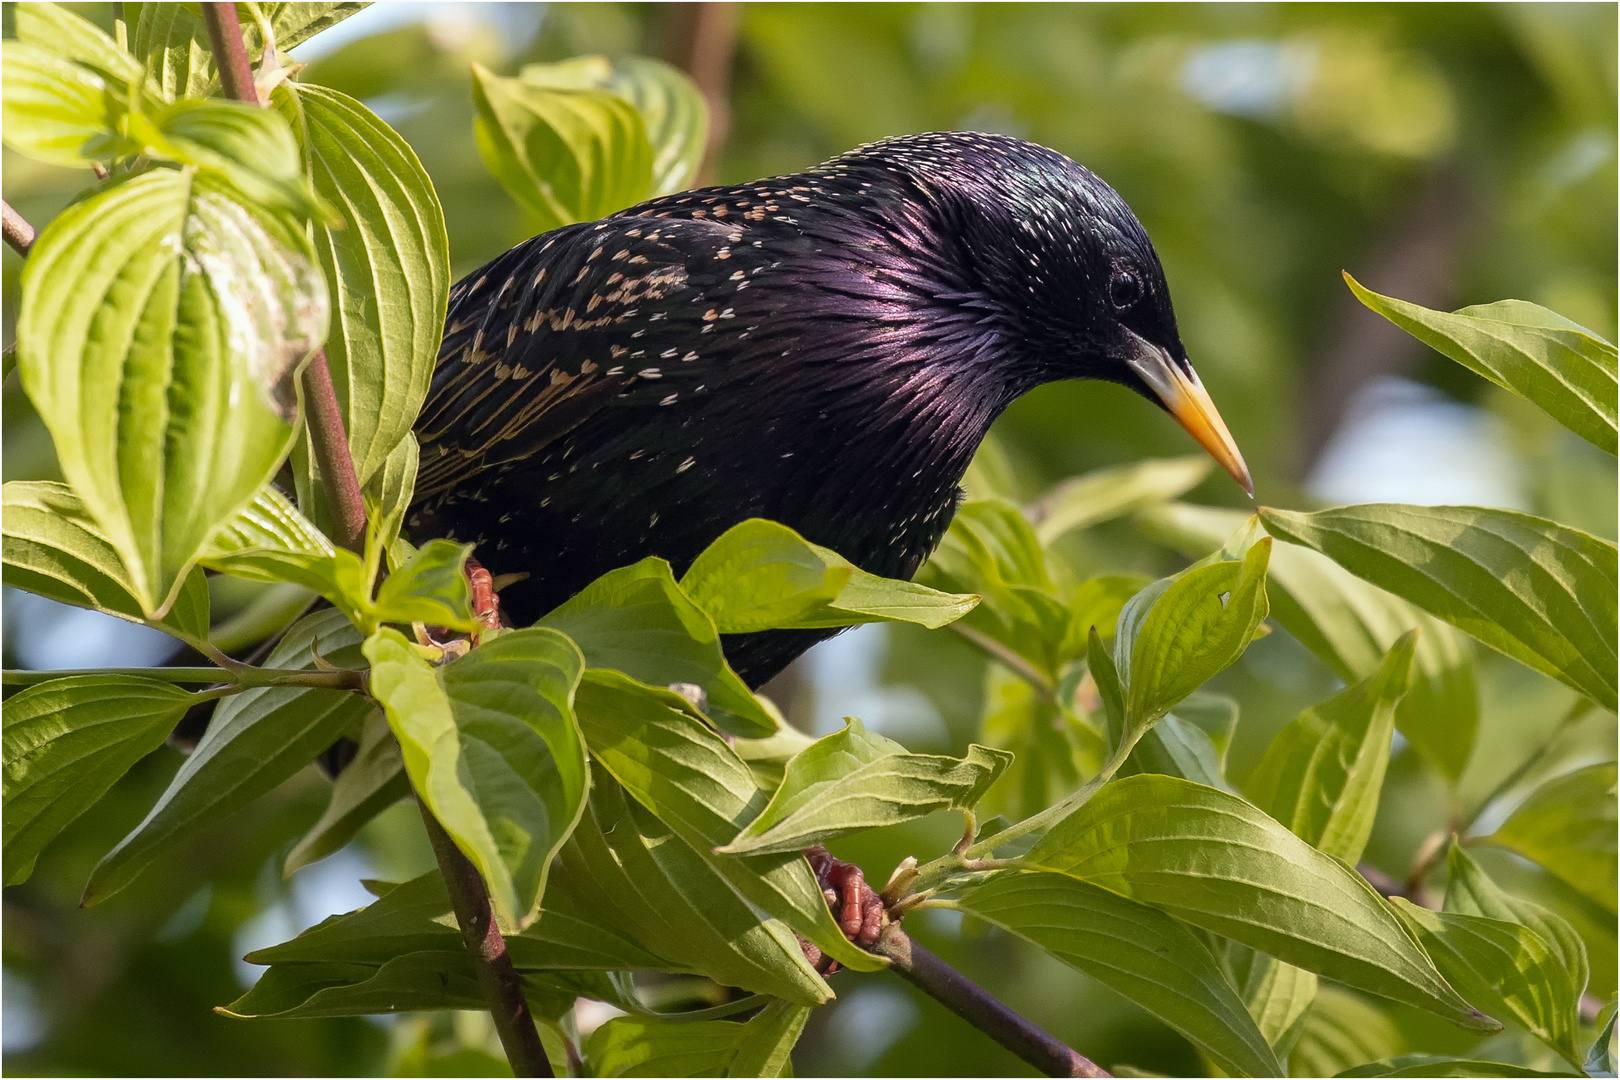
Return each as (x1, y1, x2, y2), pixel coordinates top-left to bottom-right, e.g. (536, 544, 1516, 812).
(663, 3, 740, 184)
(952, 624, 1055, 698)
(199, 8, 547, 1074)
(871, 924, 1109, 1077)
(2, 665, 364, 691)
(419, 803, 555, 1077)
(3, 200, 36, 257)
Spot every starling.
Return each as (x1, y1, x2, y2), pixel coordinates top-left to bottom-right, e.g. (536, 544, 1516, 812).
(409, 132, 1251, 687)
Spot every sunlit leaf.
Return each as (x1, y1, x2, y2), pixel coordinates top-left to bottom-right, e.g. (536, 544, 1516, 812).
(3, 675, 199, 886)
(586, 999, 810, 1078)
(1485, 763, 1617, 915)
(13, 2, 145, 84)
(957, 870, 1281, 1077)
(132, 1, 367, 101)
(153, 98, 328, 220)
(1260, 505, 1616, 711)
(0, 41, 140, 165)
(1346, 275, 1617, 454)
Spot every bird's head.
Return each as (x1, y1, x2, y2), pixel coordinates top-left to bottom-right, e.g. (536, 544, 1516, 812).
(860, 132, 1253, 496)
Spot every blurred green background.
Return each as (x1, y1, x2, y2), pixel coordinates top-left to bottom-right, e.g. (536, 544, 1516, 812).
(3, 3, 1615, 1075)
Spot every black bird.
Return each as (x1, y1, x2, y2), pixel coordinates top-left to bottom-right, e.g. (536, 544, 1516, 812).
(409, 132, 1251, 687)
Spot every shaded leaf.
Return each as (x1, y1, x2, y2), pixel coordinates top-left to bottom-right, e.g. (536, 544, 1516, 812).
(1486, 763, 1617, 915)
(541, 557, 773, 736)
(85, 611, 370, 905)
(680, 518, 978, 634)
(1026, 773, 1491, 1028)
(363, 626, 588, 927)
(1029, 455, 1214, 545)
(957, 869, 1281, 1077)
(1346, 275, 1617, 455)
(717, 716, 1011, 855)
(1259, 505, 1616, 712)
(1121, 692, 1240, 790)
(1587, 996, 1617, 1078)
(3, 675, 198, 886)
(284, 709, 409, 876)
(17, 168, 329, 616)
(587, 999, 810, 1078)
(1337, 1055, 1579, 1077)
(1289, 986, 1408, 1078)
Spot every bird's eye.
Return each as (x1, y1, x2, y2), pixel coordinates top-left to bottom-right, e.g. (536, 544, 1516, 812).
(1109, 269, 1143, 310)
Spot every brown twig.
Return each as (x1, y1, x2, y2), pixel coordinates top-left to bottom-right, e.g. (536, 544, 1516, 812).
(871, 924, 1109, 1077)
(199, 5, 548, 1072)
(419, 803, 554, 1077)
(664, 2, 740, 183)
(3, 200, 35, 257)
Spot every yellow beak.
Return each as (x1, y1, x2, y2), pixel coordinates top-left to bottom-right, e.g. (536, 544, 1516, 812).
(1125, 333, 1254, 497)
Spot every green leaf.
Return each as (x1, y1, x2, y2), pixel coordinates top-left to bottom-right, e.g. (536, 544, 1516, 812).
(152, 98, 328, 221)
(540, 557, 773, 736)
(283, 709, 409, 876)
(1259, 505, 1617, 712)
(1345, 275, 1617, 455)
(2, 480, 211, 648)
(680, 518, 978, 634)
(1247, 630, 1416, 864)
(559, 773, 832, 1001)
(1026, 773, 1492, 1029)
(1115, 537, 1271, 732)
(281, 84, 449, 489)
(1337, 1054, 1579, 1077)
(587, 999, 810, 1078)
(363, 626, 588, 928)
(13, 2, 145, 84)
(3, 675, 198, 886)
(1444, 846, 1589, 1012)
(1140, 502, 1479, 779)
(17, 168, 329, 617)
(371, 539, 478, 631)
(1390, 898, 1582, 1067)
(956, 870, 1282, 1077)
(975, 666, 1098, 822)
(1485, 763, 1617, 915)
(471, 62, 655, 230)
(1586, 996, 1617, 1078)
(1121, 692, 1240, 789)
(1029, 455, 1214, 545)
(1063, 573, 1153, 653)
(0, 41, 141, 166)
(247, 868, 677, 973)
(1236, 951, 1319, 1054)
(519, 55, 709, 197)
(132, 2, 366, 101)
(717, 716, 1011, 855)
(1289, 986, 1408, 1078)
(84, 610, 371, 906)
(364, 433, 419, 573)
(573, 668, 883, 975)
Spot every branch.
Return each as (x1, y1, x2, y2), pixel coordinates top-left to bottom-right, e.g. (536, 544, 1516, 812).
(4, 200, 36, 257)
(419, 803, 555, 1077)
(952, 624, 1055, 698)
(663, 3, 740, 184)
(871, 924, 1109, 1077)
(2, 665, 364, 691)
(199, 7, 547, 1072)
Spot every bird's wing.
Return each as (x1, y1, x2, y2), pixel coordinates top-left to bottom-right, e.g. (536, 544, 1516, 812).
(414, 216, 740, 501)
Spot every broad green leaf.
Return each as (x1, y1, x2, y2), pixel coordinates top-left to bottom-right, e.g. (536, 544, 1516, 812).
(247, 868, 677, 973)
(0, 41, 140, 166)
(587, 999, 810, 1078)
(85, 611, 371, 906)
(1115, 538, 1271, 732)
(220, 949, 593, 1020)
(1140, 502, 1479, 779)
(1390, 899, 1581, 1066)
(731, 723, 816, 794)
(1026, 774, 1491, 1028)
(1346, 276, 1617, 454)
(680, 519, 978, 633)
(1259, 505, 1617, 712)
(1247, 631, 1416, 864)
(132, 2, 366, 101)
(283, 709, 409, 876)
(540, 557, 773, 736)
(152, 99, 328, 221)
(956, 870, 1281, 1077)
(1236, 951, 1319, 1053)
(3, 675, 197, 886)
(281, 84, 448, 488)
(1337, 1054, 1578, 1077)
(363, 626, 588, 928)
(559, 773, 832, 1002)
(370, 539, 478, 631)
(2, 480, 211, 649)
(471, 62, 655, 230)
(1289, 986, 1409, 1078)
(1121, 692, 1240, 789)
(519, 55, 708, 197)
(1486, 763, 1617, 915)
(1029, 455, 1214, 545)
(17, 168, 329, 617)
(13, 2, 145, 84)
(717, 716, 1011, 855)
(573, 669, 883, 974)
(207, 580, 313, 654)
